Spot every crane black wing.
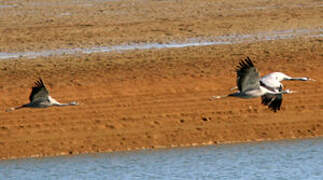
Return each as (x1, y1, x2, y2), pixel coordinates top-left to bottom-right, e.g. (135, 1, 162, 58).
(236, 57, 260, 92)
(261, 94, 282, 112)
(29, 78, 49, 102)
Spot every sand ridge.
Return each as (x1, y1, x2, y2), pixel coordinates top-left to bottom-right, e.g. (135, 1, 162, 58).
(1, 38, 322, 159)
(0, 0, 322, 159)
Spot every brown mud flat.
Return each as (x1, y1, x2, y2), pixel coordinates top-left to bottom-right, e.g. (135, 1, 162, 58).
(0, 0, 323, 160)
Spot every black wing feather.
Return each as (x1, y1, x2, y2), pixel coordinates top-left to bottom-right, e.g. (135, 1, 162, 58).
(29, 78, 49, 102)
(236, 57, 260, 92)
(261, 94, 282, 112)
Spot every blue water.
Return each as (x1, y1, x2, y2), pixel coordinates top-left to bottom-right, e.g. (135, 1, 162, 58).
(0, 138, 322, 180)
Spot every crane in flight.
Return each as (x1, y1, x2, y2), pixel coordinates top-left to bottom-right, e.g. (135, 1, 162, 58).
(260, 72, 314, 88)
(6, 78, 78, 112)
(259, 72, 314, 111)
(228, 70, 315, 112)
(212, 57, 297, 112)
(231, 72, 315, 91)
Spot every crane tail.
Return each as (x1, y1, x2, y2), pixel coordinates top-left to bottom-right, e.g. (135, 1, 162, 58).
(6, 107, 16, 112)
(6, 105, 25, 112)
(210, 95, 229, 100)
(230, 86, 238, 91)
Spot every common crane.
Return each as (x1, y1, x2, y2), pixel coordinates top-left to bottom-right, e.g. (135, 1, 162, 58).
(229, 72, 315, 111)
(260, 72, 315, 88)
(212, 57, 295, 111)
(260, 72, 314, 111)
(6, 78, 78, 112)
(231, 72, 315, 91)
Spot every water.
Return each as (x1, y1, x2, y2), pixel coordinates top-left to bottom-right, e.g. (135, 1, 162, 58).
(0, 28, 322, 60)
(0, 5, 16, 8)
(0, 138, 322, 179)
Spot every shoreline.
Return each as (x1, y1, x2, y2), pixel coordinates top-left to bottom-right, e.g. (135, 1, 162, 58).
(3, 136, 323, 161)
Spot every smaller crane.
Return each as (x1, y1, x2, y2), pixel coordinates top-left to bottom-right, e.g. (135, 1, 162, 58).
(6, 78, 78, 112)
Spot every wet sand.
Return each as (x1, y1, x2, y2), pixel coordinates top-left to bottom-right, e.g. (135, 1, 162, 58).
(0, 0, 322, 159)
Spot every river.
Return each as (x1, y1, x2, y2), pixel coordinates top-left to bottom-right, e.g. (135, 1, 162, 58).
(1, 138, 322, 179)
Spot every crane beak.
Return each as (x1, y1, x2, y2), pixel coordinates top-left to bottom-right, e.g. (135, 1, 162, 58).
(70, 101, 79, 105)
(308, 78, 316, 82)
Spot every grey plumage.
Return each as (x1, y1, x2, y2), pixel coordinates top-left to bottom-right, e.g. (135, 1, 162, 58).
(29, 78, 50, 106)
(236, 57, 260, 93)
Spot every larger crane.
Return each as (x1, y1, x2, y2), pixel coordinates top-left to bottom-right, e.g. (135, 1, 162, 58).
(229, 71, 315, 112)
(260, 72, 314, 111)
(212, 57, 295, 111)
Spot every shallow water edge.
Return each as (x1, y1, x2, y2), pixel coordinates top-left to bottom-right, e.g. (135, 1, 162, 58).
(0, 28, 322, 60)
(2, 134, 321, 161)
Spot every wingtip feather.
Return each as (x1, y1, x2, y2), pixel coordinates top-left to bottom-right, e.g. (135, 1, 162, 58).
(261, 94, 282, 112)
(236, 56, 255, 71)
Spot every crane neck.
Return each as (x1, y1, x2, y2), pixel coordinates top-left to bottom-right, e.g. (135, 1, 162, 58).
(288, 77, 308, 81)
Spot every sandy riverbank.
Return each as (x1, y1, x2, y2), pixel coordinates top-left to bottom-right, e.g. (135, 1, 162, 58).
(0, 0, 322, 159)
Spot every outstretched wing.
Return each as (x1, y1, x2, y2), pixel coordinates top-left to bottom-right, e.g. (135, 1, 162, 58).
(29, 78, 49, 102)
(261, 94, 282, 112)
(236, 57, 260, 92)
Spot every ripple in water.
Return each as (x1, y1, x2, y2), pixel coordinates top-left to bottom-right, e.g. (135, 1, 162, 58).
(0, 138, 322, 179)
